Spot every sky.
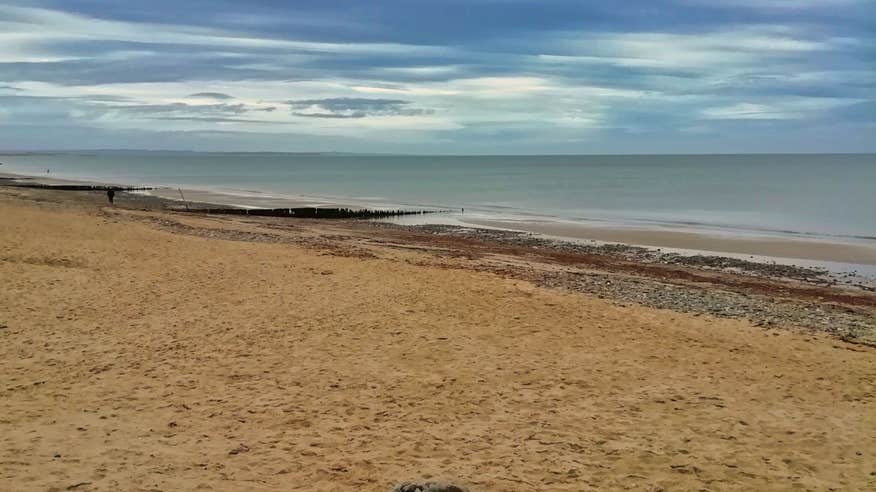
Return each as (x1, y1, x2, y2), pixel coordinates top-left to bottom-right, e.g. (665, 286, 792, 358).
(0, 0, 874, 154)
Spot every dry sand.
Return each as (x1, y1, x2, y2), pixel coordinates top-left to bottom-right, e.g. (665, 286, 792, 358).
(1, 192, 874, 491)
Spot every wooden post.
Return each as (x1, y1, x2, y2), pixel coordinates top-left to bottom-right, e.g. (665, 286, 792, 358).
(178, 188, 190, 211)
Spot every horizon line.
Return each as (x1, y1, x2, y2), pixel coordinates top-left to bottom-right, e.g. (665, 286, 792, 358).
(2, 149, 875, 157)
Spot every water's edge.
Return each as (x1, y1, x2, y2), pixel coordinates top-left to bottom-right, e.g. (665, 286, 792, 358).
(3, 169, 876, 279)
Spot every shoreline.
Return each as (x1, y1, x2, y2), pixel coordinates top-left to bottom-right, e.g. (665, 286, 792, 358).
(6, 183, 874, 334)
(463, 218, 876, 268)
(3, 181, 874, 337)
(3, 169, 876, 274)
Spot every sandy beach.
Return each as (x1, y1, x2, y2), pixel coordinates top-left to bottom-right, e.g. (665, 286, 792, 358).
(1, 186, 875, 491)
(4, 0, 875, 488)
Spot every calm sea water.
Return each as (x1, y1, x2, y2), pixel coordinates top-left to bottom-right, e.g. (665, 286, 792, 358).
(2, 152, 874, 240)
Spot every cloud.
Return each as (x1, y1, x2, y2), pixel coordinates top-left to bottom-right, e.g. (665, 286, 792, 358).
(288, 97, 434, 119)
(700, 98, 859, 120)
(0, 1, 872, 152)
(679, 0, 867, 9)
(827, 100, 876, 124)
(189, 92, 235, 100)
(148, 116, 291, 124)
(0, 4, 450, 59)
(542, 25, 838, 72)
(107, 102, 247, 116)
(701, 102, 795, 120)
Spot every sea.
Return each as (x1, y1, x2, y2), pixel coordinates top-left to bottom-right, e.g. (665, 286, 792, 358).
(2, 152, 874, 243)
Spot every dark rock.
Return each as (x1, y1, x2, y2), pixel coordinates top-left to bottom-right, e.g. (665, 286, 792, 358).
(229, 443, 250, 455)
(392, 481, 469, 492)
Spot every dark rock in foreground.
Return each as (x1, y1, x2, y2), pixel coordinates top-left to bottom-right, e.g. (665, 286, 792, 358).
(392, 481, 469, 492)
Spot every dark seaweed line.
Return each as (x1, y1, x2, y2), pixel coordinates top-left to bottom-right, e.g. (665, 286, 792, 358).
(183, 207, 446, 219)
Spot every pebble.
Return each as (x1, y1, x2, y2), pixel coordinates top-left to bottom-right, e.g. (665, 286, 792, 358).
(392, 482, 469, 492)
(229, 443, 250, 455)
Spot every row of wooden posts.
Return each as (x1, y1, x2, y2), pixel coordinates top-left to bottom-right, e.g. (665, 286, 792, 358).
(6, 182, 442, 219)
(186, 207, 442, 219)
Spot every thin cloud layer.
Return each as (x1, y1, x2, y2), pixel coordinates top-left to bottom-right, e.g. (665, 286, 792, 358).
(288, 98, 432, 119)
(189, 92, 235, 100)
(0, 0, 873, 153)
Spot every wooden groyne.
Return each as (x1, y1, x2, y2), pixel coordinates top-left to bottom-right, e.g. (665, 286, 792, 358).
(2, 182, 153, 192)
(182, 207, 442, 219)
(0, 179, 443, 219)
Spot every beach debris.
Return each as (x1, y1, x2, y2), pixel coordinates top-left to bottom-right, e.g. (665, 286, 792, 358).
(377, 223, 835, 283)
(228, 443, 250, 455)
(66, 482, 91, 490)
(392, 482, 469, 492)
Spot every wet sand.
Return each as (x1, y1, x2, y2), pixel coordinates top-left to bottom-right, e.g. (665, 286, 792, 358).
(467, 218, 876, 267)
(1, 187, 874, 491)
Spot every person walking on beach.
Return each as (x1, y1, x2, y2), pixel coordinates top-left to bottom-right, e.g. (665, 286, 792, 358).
(106, 189, 115, 204)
